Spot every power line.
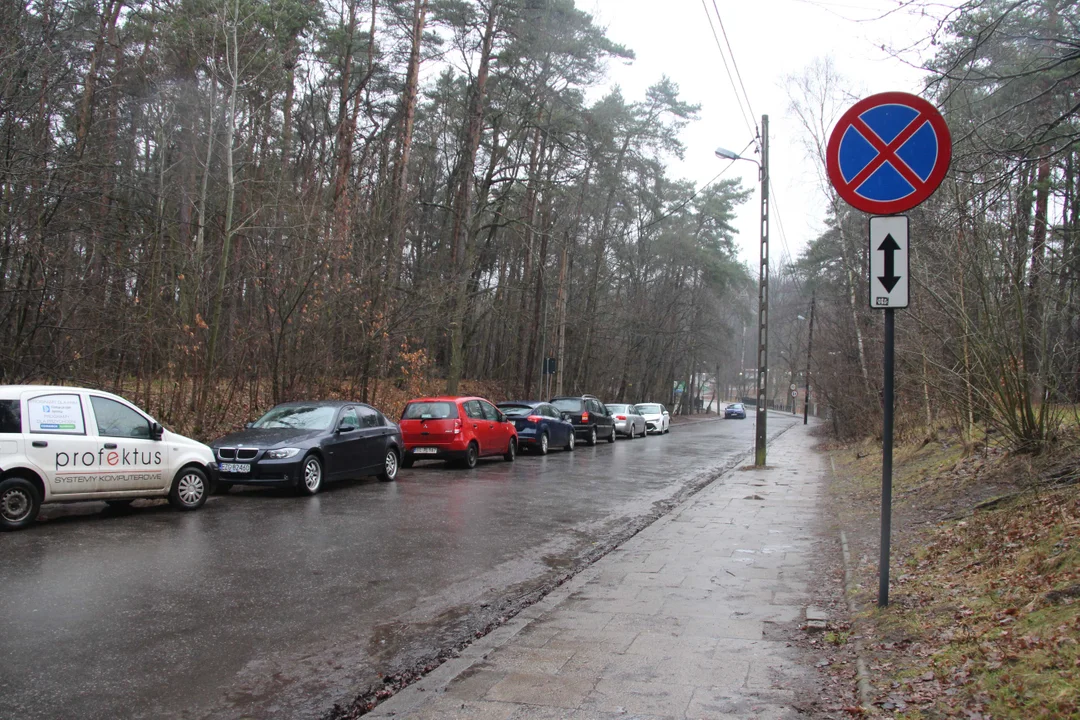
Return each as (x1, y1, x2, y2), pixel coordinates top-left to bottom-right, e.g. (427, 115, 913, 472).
(710, 0, 757, 126)
(699, 0, 756, 141)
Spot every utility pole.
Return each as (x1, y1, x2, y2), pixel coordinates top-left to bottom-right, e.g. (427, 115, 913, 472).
(754, 115, 770, 466)
(804, 293, 815, 424)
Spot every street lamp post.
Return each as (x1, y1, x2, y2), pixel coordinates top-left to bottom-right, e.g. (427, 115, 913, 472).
(716, 114, 769, 466)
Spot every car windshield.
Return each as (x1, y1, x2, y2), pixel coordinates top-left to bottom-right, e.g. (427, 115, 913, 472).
(730, 404, 744, 410)
(607, 404, 628, 413)
(552, 398, 583, 412)
(253, 405, 337, 430)
(636, 404, 662, 414)
(498, 405, 535, 418)
(402, 401, 458, 420)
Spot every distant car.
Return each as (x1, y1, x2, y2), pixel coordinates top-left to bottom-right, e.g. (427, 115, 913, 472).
(634, 403, 670, 434)
(725, 403, 747, 419)
(496, 401, 575, 454)
(0, 385, 216, 531)
(399, 396, 517, 469)
(550, 395, 616, 446)
(211, 401, 403, 495)
(606, 403, 647, 438)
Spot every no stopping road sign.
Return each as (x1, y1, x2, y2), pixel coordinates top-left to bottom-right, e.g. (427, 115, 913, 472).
(826, 92, 951, 215)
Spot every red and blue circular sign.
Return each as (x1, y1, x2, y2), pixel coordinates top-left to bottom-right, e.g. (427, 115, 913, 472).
(826, 92, 951, 215)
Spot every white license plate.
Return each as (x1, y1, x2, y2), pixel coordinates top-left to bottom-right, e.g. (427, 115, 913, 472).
(413, 447, 438, 455)
(219, 463, 251, 473)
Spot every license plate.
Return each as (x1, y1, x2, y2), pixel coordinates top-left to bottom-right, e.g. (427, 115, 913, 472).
(219, 463, 251, 473)
(413, 447, 438, 455)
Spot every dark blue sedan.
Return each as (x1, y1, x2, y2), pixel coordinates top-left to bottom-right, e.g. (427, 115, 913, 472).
(725, 402, 747, 419)
(496, 401, 576, 455)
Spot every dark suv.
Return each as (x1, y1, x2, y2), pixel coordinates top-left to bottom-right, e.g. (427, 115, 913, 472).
(550, 395, 616, 446)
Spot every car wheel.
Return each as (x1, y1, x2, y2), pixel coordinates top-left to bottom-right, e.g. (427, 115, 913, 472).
(587, 427, 597, 446)
(0, 477, 40, 531)
(463, 442, 479, 469)
(378, 448, 399, 482)
(504, 439, 516, 462)
(401, 456, 414, 469)
(607, 425, 616, 443)
(168, 466, 208, 511)
(214, 481, 233, 495)
(105, 499, 135, 508)
(565, 431, 575, 451)
(538, 431, 549, 456)
(297, 454, 323, 495)
(640, 423, 647, 438)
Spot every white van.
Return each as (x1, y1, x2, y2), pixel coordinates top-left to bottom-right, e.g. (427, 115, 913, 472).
(0, 385, 217, 531)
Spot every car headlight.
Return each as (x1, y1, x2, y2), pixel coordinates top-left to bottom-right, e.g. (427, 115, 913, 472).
(264, 447, 301, 460)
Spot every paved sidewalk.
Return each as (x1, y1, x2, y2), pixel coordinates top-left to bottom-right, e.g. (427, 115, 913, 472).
(370, 421, 826, 719)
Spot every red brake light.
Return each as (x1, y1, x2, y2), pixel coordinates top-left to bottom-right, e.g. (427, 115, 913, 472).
(526, 415, 543, 423)
(616, 415, 627, 420)
(581, 411, 589, 422)
(453, 419, 462, 435)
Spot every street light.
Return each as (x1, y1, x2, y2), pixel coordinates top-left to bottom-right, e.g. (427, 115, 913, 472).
(716, 115, 769, 466)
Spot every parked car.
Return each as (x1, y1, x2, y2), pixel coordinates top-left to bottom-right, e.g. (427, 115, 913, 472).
(724, 402, 747, 419)
(550, 395, 616, 446)
(634, 403, 671, 434)
(0, 385, 216, 531)
(496, 401, 576, 454)
(400, 396, 517, 469)
(211, 401, 403, 495)
(606, 403, 647, 439)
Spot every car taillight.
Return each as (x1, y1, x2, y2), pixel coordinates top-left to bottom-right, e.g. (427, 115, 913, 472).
(453, 419, 462, 435)
(527, 415, 543, 423)
(616, 415, 627, 420)
(581, 411, 589, 422)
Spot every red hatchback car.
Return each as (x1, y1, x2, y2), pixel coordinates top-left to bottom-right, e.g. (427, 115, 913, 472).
(399, 396, 517, 469)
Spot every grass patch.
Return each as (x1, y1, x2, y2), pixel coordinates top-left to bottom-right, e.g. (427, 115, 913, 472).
(828, 431, 1080, 717)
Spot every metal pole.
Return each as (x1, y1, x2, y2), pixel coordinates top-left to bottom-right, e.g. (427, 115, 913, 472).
(803, 293, 815, 425)
(879, 307, 895, 607)
(754, 115, 770, 466)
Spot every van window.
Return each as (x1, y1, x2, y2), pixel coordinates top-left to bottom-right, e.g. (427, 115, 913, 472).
(0, 400, 20, 433)
(552, 398, 583, 413)
(27, 394, 86, 435)
(90, 396, 151, 439)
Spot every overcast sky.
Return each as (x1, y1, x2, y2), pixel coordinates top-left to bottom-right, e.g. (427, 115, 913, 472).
(585, 0, 952, 267)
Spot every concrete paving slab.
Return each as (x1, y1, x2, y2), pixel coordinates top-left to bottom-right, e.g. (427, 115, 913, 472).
(483, 672, 596, 707)
(371, 421, 828, 719)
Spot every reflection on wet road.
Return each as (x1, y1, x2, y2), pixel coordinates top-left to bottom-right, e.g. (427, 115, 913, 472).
(0, 413, 798, 719)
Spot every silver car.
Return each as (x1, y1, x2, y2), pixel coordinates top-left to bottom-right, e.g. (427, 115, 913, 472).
(606, 403, 647, 438)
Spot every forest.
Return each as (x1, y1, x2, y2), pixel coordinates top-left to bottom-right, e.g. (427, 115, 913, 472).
(1, 0, 1076, 451)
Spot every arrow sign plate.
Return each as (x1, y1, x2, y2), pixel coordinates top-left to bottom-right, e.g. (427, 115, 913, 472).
(869, 216, 909, 309)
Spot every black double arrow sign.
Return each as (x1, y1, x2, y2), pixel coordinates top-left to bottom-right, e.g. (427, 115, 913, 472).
(877, 234, 902, 292)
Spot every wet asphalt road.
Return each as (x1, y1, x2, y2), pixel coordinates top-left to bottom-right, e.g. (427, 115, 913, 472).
(0, 413, 799, 720)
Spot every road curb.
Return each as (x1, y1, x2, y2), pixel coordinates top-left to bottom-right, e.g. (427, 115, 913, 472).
(831, 455, 874, 711)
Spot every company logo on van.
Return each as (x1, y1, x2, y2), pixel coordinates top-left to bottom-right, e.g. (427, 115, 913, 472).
(55, 448, 163, 469)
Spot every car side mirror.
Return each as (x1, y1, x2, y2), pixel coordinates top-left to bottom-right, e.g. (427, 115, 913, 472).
(663, 411, 669, 416)
(245, 421, 255, 429)
(337, 424, 356, 434)
(150, 422, 164, 441)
